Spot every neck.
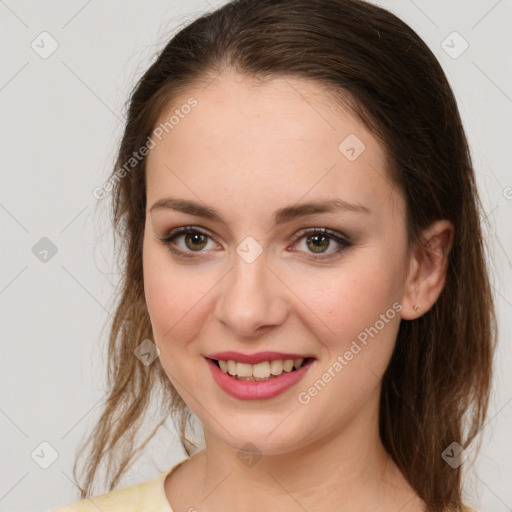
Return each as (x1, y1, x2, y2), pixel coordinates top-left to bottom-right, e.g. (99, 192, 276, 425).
(186, 397, 423, 511)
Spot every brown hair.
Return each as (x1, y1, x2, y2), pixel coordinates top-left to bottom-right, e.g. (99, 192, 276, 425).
(73, 1, 497, 510)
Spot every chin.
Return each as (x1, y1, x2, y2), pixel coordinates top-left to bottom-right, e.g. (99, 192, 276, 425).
(206, 419, 308, 456)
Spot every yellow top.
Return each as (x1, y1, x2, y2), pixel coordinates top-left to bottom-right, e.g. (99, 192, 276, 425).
(51, 459, 479, 512)
(51, 458, 186, 512)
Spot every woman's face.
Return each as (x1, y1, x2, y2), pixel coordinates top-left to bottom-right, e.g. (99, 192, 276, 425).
(143, 70, 412, 455)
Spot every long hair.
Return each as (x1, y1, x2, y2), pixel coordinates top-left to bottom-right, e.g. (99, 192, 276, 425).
(73, 1, 497, 510)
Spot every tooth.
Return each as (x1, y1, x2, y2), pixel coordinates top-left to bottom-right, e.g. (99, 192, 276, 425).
(218, 358, 306, 377)
(227, 360, 237, 375)
(293, 358, 304, 369)
(253, 361, 271, 378)
(270, 360, 283, 375)
(283, 359, 294, 372)
(236, 362, 253, 377)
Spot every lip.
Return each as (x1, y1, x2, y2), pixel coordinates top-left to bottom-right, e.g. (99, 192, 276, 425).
(205, 351, 315, 364)
(205, 356, 315, 400)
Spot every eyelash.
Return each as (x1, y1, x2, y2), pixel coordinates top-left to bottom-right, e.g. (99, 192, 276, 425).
(157, 226, 352, 261)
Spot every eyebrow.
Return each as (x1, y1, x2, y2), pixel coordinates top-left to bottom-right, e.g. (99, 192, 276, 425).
(149, 197, 370, 226)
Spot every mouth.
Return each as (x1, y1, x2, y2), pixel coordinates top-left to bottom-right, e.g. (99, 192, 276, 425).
(205, 355, 316, 400)
(206, 356, 316, 381)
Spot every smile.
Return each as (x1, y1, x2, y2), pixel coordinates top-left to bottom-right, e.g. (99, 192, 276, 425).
(212, 357, 312, 380)
(205, 356, 316, 400)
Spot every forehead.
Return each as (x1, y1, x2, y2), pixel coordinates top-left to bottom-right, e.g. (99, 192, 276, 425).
(145, 70, 400, 223)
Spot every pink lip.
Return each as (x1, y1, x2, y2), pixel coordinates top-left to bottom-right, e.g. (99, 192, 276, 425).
(205, 357, 315, 400)
(205, 351, 315, 364)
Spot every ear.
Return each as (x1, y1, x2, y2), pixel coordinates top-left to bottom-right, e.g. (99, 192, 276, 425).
(400, 219, 454, 320)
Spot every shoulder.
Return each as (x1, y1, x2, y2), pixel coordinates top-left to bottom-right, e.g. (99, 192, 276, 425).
(50, 480, 149, 512)
(49, 462, 184, 512)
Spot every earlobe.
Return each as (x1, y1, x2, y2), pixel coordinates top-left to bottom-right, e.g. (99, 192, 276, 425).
(400, 220, 454, 320)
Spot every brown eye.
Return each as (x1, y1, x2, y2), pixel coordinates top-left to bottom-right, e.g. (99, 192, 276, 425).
(184, 232, 208, 251)
(292, 228, 352, 261)
(305, 234, 331, 253)
(157, 226, 218, 258)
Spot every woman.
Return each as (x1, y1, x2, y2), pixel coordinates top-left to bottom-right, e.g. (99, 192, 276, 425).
(52, 0, 496, 510)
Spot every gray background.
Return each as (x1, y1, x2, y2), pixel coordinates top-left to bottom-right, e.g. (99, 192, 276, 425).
(1, 1, 511, 511)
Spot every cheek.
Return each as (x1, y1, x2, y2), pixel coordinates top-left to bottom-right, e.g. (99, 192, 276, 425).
(285, 256, 403, 367)
(291, 264, 402, 420)
(142, 248, 213, 394)
(142, 244, 208, 344)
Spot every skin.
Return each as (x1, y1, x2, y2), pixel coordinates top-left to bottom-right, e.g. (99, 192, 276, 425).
(142, 69, 454, 512)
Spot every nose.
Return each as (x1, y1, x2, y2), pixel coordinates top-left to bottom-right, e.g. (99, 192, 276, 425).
(214, 249, 289, 338)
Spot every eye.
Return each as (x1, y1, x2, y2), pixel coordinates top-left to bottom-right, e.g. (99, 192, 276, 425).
(157, 226, 352, 261)
(157, 226, 220, 258)
(290, 228, 352, 260)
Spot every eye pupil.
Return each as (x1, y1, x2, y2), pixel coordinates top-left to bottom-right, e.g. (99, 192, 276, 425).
(185, 233, 207, 251)
(307, 234, 329, 253)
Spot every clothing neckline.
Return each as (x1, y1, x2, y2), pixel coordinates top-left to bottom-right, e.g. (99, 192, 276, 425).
(156, 458, 189, 512)
(154, 459, 476, 512)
